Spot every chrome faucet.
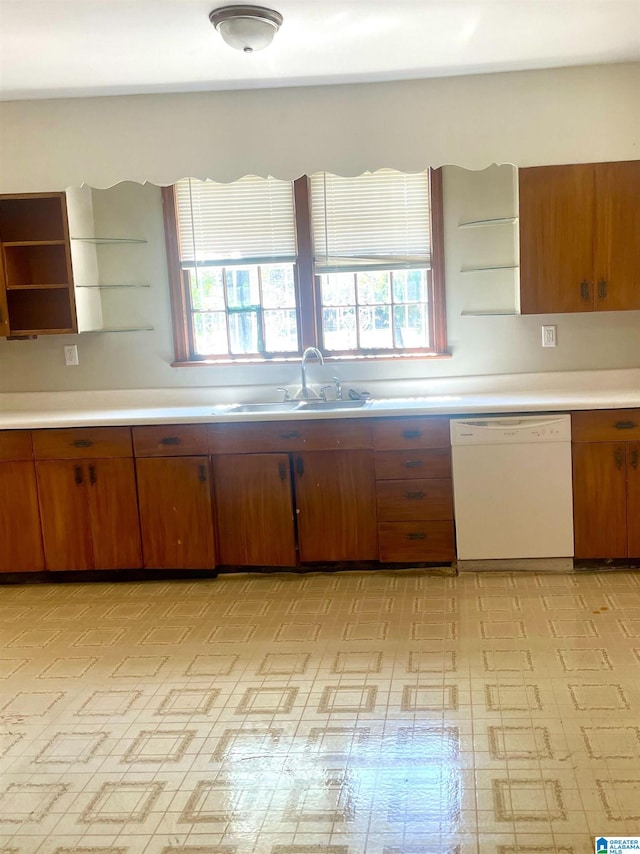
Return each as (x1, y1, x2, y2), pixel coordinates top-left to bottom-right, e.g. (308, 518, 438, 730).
(298, 347, 324, 399)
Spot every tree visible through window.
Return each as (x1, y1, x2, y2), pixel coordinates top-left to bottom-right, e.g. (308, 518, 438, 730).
(162, 169, 446, 363)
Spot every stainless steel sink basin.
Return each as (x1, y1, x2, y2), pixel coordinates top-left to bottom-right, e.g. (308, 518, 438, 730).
(298, 399, 368, 410)
(224, 402, 302, 413)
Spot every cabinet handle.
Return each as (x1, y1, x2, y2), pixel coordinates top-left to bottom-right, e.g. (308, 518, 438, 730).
(406, 532, 426, 540)
(88, 464, 97, 485)
(615, 448, 624, 470)
(404, 460, 423, 468)
(402, 429, 421, 439)
(631, 450, 639, 470)
(73, 464, 83, 485)
(278, 461, 287, 481)
(405, 491, 426, 500)
(580, 280, 590, 301)
(597, 279, 608, 299)
(198, 464, 207, 483)
(281, 431, 300, 440)
(615, 421, 638, 430)
(296, 457, 304, 476)
(160, 436, 181, 445)
(71, 439, 93, 448)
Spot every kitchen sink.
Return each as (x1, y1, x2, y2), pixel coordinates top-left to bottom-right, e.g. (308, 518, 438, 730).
(217, 398, 370, 414)
(298, 399, 368, 410)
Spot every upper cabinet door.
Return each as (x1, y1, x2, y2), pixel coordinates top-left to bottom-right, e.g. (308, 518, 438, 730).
(594, 161, 640, 311)
(519, 164, 595, 314)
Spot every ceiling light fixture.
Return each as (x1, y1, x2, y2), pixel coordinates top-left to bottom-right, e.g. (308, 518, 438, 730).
(209, 5, 283, 53)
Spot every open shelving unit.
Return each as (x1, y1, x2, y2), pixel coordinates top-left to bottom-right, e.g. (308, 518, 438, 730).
(0, 193, 78, 336)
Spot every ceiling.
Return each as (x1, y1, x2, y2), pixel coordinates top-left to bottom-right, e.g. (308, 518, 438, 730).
(1, 0, 640, 101)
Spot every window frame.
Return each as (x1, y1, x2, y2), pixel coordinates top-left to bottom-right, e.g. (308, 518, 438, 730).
(162, 168, 447, 365)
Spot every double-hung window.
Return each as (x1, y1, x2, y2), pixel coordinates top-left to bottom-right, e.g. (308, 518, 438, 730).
(163, 168, 446, 363)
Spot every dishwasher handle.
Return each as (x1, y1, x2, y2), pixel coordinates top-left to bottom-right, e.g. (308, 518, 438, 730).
(455, 417, 568, 431)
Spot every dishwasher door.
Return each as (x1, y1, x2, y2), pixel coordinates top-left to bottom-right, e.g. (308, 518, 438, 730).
(450, 415, 574, 561)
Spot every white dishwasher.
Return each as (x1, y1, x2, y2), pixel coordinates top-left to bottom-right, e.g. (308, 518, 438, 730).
(450, 414, 574, 561)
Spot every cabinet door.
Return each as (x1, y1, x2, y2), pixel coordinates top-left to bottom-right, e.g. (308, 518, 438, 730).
(594, 161, 640, 311)
(87, 458, 142, 570)
(212, 454, 296, 567)
(136, 456, 216, 570)
(36, 460, 93, 570)
(626, 443, 640, 557)
(295, 450, 378, 562)
(519, 164, 594, 314)
(0, 461, 44, 572)
(572, 443, 627, 558)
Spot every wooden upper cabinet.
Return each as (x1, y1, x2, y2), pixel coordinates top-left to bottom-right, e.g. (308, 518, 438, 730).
(594, 160, 640, 311)
(519, 164, 594, 314)
(519, 160, 640, 315)
(0, 193, 77, 336)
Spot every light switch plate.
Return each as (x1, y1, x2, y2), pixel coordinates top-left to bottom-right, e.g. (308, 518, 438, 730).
(541, 325, 557, 347)
(64, 345, 79, 366)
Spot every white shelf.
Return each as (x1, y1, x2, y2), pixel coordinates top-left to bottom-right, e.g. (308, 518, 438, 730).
(458, 216, 517, 229)
(461, 264, 519, 273)
(80, 325, 155, 334)
(71, 237, 147, 245)
(75, 283, 150, 289)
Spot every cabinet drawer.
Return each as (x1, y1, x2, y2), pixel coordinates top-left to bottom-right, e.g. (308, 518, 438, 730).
(572, 409, 640, 442)
(376, 479, 453, 522)
(375, 448, 451, 480)
(378, 521, 456, 562)
(0, 430, 33, 461)
(32, 427, 132, 459)
(371, 417, 450, 450)
(132, 424, 209, 457)
(208, 420, 371, 453)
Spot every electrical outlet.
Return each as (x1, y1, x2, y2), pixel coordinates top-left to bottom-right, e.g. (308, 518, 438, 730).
(64, 345, 79, 366)
(541, 325, 557, 348)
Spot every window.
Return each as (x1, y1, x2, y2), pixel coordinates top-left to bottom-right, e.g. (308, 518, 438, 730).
(163, 168, 446, 363)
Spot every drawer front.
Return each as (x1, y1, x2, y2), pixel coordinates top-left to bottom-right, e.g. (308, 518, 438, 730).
(375, 448, 451, 480)
(371, 417, 450, 450)
(208, 420, 371, 453)
(572, 409, 640, 442)
(0, 430, 33, 461)
(133, 424, 209, 457)
(376, 479, 453, 522)
(32, 427, 132, 460)
(378, 521, 456, 562)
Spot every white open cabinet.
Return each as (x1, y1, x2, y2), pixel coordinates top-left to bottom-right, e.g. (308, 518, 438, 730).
(66, 186, 153, 334)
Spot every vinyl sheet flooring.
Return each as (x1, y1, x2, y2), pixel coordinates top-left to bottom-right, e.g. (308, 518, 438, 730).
(1, 567, 640, 853)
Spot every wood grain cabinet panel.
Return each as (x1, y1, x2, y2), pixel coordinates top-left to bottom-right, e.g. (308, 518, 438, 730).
(376, 478, 453, 522)
(0, 430, 33, 461)
(132, 424, 208, 457)
(371, 417, 450, 450)
(33, 427, 132, 460)
(374, 448, 452, 480)
(136, 456, 215, 570)
(378, 521, 456, 563)
(572, 442, 627, 559)
(208, 420, 371, 453)
(212, 453, 296, 567)
(294, 450, 378, 563)
(36, 458, 141, 571)
(572, 409, 640, 443)
(0, 461, 44, 572)
(520, 160, 640, 315)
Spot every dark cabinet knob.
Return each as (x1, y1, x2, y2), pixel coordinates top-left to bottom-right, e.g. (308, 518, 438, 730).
(71, 439, 93, 448)
(160, 436, 181, 445)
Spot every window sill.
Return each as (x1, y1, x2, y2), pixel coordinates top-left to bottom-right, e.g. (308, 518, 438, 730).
(171, 352, 453, 368)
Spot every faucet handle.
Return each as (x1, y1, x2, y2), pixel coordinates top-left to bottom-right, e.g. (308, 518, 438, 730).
(276, 387, 291, 402)
(332, 376, 343, 400)
(320, 384, 334, 402)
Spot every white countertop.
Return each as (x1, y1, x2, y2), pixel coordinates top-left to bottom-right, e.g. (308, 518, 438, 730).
(1, 368, 639, 429)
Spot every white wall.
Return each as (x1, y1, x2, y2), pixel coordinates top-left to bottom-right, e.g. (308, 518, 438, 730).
(1, 62, 640, 393)
(1, 169, 640, 394)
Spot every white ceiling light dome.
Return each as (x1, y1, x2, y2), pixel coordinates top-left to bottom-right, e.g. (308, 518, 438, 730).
(209, 5, 283, 53)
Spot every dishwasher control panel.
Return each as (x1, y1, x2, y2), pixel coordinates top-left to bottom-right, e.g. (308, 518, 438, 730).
(450, 414, 572, 445)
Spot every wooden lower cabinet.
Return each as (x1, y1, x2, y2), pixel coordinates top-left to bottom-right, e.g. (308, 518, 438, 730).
(212, 453, 296, 567)
(294, 450, 378, 563)
(136, 456, 216, 570)
(36, 458, 141, 571)
(572, 441, 638, 558)
(0, 461, 44, 572)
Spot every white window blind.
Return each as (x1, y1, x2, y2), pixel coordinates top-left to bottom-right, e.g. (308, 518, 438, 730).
(310, 169, 431, 272)
(174, 176, 296, 266)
